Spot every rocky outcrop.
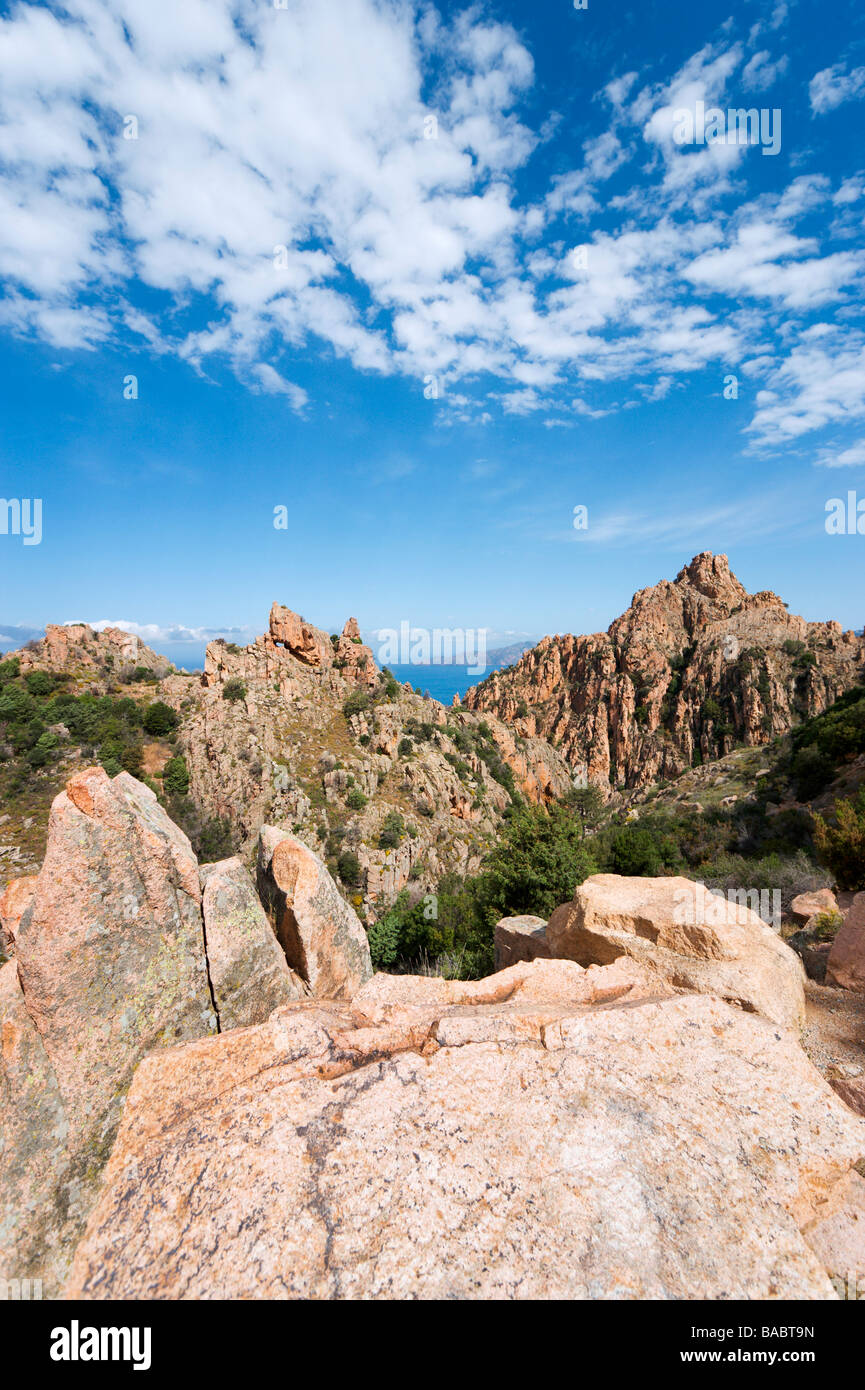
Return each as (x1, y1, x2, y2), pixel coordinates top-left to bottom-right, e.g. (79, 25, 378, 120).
(826, 892, 865, 991)
(257, 826, 372, 998)
(165, 604, 574, 914)
(546, 874, 806, 1030)
(464, 552, 865, 789)
(15, 769, 217, 1148)
(0, 769, 354, 1295)
(0, 873, 36, 956)
(9, 623, 169, 683)
(200, 857, 309, 1028)
(493, 915, 550, 970)
(791, 889, 839, 923)
(1, 768, 217, 1293)
(65, 961, 865, 1300)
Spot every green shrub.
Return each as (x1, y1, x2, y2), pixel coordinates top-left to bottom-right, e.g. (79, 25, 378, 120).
(346, 787, 367, 811)
(398, 737, 413, 758)
(143, 700, 180, 735)
(337, 850, 361, 886)
(379, 810, 405, 849)
(343, 690, 371, 718)
(25, 671, 54, 696)
(162, 755, 190, 798)
(815, 788, 865, 890)
(607, 825, 663, 876)
(222, 679, 247, 704)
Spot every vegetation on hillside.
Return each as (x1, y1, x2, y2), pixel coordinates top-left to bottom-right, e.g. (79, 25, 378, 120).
(369, 685, 865, 978)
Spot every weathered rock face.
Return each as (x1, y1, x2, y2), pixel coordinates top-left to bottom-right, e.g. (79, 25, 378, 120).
(1, 767, 404, 1294)
(801, 1170, 865, 1288)
(464, 552, 865, 789)
(546, 874, 806, 1031)
(268, 603, 333, 669)
(831, 1075, 865, 1119)
(2, 770, 218, 1293)
(493, 915, 550, 971)
(257, 827, 372, 998)
(9, 623, 169, 683)
(826, 892, 865, 991)
(65, 963, 865, 1300)
(0, 959, 73, 1296)
(200, 856, 309, 1028)
(0, 873, 36, 956)
(15, 768, 217, 1152)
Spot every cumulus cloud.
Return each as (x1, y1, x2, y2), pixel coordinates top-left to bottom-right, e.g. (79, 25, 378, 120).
(0, 0, 861, 463)
(809, 62, 865, 114)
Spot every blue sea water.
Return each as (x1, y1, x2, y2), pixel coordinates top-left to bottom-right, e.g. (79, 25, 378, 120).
(388, 664, 487, 706)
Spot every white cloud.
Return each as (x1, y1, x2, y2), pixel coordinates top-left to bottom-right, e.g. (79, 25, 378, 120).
(0, 2, 859, 454)
(814, 439, 865, 468)
(809, 62, 865, 115)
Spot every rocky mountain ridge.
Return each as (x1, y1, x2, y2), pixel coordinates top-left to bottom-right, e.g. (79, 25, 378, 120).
(4, 607, 574, 914)
(464, 552, 865, 790)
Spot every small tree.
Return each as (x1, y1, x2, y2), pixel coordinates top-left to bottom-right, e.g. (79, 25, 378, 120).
(162, 755, 190, 798)
(222, 679, 247, 703)
(815, 788, 865, 890)
(337, 850, 362, 887)
(143, 700, 179, 736)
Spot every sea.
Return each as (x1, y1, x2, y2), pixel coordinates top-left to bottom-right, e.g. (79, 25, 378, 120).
(388, 664, 488, 706)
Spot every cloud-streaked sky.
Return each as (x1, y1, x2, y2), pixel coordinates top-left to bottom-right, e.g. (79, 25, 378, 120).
(1, 0, 863, 644)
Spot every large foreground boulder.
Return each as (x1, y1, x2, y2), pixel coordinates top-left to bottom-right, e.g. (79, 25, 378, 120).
(1, 768, 218, 1293)
(15, 768, 216, 1147)
(66, 960, 864, 1300)
(826, 892, 865, 991)
(546, 874, 806, 1031)
(200, 857, 309, 1027)
(257, 826, 372, 998)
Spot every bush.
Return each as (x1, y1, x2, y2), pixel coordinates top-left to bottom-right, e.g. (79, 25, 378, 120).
(367, 905, 404, 969)
(398, 737, 413, 758)
(343, 690, 371, 718)
(222, 679, 247, 703)
(607, 826, 663, 876)
(346, 787, 367, 811)
(143, 700, 179, 735)
(815, 788, 865, 890)
(25, 671, 54, 696)
(478, 805, 597, 919)
(378, 810, 405, 849)
(789, 745, 834, 800)
(337, 850, 361, 886)
(162, 755, 190, 798)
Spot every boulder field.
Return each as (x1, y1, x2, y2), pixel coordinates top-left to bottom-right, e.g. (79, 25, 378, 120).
(1, 768, 864, 1300)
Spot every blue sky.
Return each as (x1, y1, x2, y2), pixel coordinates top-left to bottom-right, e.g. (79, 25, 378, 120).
(1, 0, 864, 668)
